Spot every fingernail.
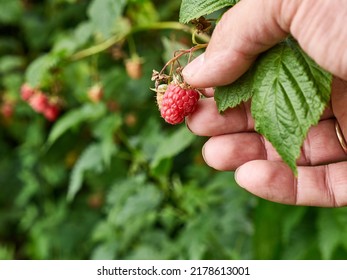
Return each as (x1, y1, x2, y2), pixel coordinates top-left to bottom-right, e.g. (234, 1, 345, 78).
(182, 53, 205, 82)
(234, 167, 245, 188)
(202, 144, 207, 163)
(185, 118, 192, 133)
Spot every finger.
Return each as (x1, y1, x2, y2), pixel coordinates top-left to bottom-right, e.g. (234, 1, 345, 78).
(187, 98, 333, 137)
(187, 98, 254, 136)
(235, 160, 347, 207)
(183, 0, 347, 88)
(200, 88, 214, 97)
(183, 0, 288, 87)
(202, 119, 347, 171)
(332, 78, 347, 140)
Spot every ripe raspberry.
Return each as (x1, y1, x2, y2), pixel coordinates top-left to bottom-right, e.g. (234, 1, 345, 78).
(159, 83, 199, 125)
(43, 104, 60, 121)
(29, 92, 49, 113)
(20, 83, 35, 101)
(1, 101, 14, 119)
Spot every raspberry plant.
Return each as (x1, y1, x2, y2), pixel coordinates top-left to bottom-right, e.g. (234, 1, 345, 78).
(0, 0, 345, 261)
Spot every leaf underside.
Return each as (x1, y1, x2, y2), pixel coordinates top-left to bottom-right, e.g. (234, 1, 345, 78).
(215, 39, 332, 174)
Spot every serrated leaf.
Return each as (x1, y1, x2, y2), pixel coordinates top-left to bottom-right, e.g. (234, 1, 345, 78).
(151, 126, 195, 168)
(215, 68, 254, 112)
(179, 0, 239, 23)
(287, 38, 332, 97)
(67, 144, 103, 201)
(47, 103, 106, 147)
(25, 54, 59, 87)
(87, 0, 127, 38)
(251, 41, 331, 174)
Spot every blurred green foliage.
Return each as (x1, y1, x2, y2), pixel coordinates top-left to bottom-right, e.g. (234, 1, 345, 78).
(0, 0, 347, 260)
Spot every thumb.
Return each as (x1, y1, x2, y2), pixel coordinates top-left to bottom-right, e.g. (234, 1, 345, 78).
(183, 0, 347, 88)
(183, 0, 289, 88)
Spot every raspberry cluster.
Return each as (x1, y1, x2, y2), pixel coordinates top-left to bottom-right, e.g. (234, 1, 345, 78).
(157, 83, 200, 125)
(21, 83, 60, 121)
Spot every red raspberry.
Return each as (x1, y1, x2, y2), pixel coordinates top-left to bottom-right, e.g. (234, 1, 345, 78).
(29, 92, 49, 113)
(1, 101, 14, 119)
(159, 83, 200, 125)
(43, 104, 60, 121)
(20, 83, 35, 101)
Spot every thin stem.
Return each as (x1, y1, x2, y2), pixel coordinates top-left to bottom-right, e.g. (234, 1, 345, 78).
(70, 22, 210, 61)
(127, 34, 138, 58)
(158, 44, 208, 76)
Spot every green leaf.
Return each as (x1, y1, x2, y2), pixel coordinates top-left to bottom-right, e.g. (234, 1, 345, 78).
(281, 207, 306, 244)
(251, 40, 331, 174)
(253, 200, 286, 259)
(214, 39, 331, 173)
(0, 0, 22, 24)
(25, 54, 59, 87)
(287, 38, 332, 96)
(179, 0, 239, 23)
(47, 103, 106, 147)
(74, 21, 93, 46)
(317, 209, 342, 259)
(92, 114, 122, 167)
(214, 68, 254, 112)
(87, 0, 127, 38)
(67, 144, 103, 201)
(151, 126, 195, 168)
(0, 55, 24, 74)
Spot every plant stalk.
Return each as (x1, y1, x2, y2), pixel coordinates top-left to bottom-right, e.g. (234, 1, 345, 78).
(70, 22, 210, 61)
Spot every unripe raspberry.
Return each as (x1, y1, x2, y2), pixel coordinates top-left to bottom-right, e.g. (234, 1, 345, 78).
(125, 57, 143, 80)
(88, 84, 103, 103)
(156, 84, 167, 110)
(20, 83, 35, 101)
(159, 83, 200, 125)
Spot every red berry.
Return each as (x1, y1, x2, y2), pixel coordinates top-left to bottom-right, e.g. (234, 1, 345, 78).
(159, 83, 199, 125)
(43, 104, 60, 121)
(1, 102, 14, 119)
(29, 92, 49, 113)
(20, 83, 35, 101)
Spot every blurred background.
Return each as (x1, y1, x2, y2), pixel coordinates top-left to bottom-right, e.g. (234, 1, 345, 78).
(0, 0, 347, 260)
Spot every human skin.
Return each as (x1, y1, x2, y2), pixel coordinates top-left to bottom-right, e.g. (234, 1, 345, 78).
(183, 0, 347, 207)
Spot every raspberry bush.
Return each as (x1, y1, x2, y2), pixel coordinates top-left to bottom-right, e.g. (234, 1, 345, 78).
(0, 0, 345, 261)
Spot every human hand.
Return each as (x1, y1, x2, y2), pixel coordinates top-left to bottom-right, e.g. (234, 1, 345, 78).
(183, 0, 347, 207)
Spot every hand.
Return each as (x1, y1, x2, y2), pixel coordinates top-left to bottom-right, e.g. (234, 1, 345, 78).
(183, 0, 347, 207)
